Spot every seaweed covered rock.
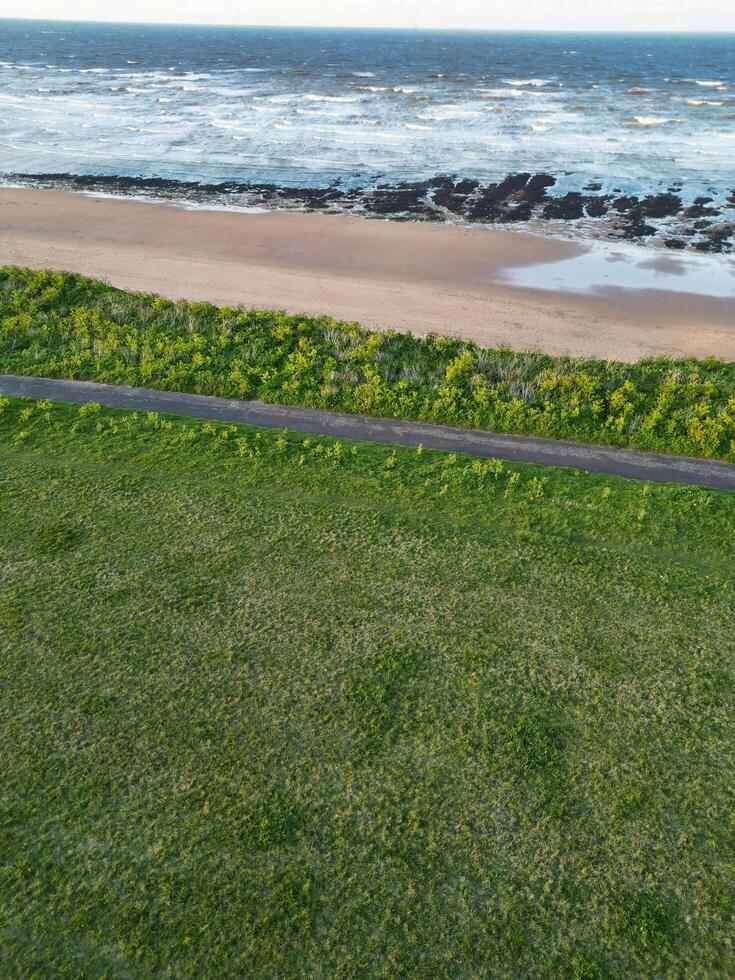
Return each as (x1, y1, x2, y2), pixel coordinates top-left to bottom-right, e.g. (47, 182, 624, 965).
(542, 193, 586, 220)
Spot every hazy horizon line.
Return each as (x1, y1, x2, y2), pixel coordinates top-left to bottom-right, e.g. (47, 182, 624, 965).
(2, 16, 734, 34)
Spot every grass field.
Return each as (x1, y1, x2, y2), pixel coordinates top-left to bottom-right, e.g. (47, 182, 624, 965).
(2, 265, 735, 461)
(1, 395, 734, 977)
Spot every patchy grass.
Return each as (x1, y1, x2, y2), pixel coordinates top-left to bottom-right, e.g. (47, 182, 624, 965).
(1, 396, 734, 976)
(2, 265, 735, 460)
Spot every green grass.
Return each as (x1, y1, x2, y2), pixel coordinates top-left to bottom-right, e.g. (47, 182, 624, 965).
(1, 395, 734, 976)
(2, 265, 735, 461)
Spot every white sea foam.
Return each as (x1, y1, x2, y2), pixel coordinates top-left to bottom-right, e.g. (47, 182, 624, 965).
(418, 107, 484, 120)
(502, 78, 550, 87)
(303, 94, 361, 103)
(631, 115, 677, 127)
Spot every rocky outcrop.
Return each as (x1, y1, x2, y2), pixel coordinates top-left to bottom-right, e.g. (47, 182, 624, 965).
(5, 170, 733, 253)
(542, 193, 586, 220)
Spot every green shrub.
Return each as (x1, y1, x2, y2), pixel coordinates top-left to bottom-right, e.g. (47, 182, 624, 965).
(2, 266, 734, 459)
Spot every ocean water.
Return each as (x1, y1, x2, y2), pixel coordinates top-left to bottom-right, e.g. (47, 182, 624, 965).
(1, 21, 733, 189)
(1, 19, 734, 257)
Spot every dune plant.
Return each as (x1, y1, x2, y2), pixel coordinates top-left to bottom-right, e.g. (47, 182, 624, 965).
(1, 266, 734, 460)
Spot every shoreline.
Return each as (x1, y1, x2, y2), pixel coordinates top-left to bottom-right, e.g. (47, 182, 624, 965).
(6, 171, 735, 255)
(1, 187, 734, 362)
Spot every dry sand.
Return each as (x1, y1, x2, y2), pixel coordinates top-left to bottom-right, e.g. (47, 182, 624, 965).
(1, 187, 733, 361)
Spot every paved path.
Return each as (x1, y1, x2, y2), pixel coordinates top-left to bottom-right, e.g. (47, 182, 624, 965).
(2, 374, 735, 491)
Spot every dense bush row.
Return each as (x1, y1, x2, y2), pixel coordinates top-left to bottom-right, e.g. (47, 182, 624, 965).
(1, 266, 734, 460)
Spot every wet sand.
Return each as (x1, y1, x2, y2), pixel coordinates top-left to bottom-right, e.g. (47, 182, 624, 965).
(1, 187, 733, 362)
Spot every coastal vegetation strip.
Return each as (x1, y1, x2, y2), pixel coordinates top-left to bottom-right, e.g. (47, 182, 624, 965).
(2, 397, 735, 975)
(1, 266, 734, 462)
(4, 375, 735, 490)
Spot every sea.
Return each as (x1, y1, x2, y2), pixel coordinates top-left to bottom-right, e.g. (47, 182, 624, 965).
(1, 20, 734, 256)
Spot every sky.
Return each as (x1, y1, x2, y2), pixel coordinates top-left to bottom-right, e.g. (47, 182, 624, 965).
(1, 0, 734, 32)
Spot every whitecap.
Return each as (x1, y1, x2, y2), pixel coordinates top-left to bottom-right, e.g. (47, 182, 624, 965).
(211, 118, 253, 132)
(501, 78, 549, 87)
(303, 94, 361, 103)
(631, 115, 677, 127)
(418, 107, 483, 120)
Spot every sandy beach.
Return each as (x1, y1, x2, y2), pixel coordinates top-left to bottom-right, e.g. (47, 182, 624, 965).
(1, 187, 733, 362)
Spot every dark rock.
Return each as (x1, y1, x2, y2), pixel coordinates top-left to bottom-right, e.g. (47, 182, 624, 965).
(453, 178, 480, 194)
(368, 185, 429, 214)
(612, 195, 639, 212)
(621, 220, 657, 239)
(496, 204, 532, 222)
(585, 197, 610, 218)
(636, 193, 681, 218)
(494, 172, 532, 196)
(583, 182, 603, 192)
(432, 188, 468, 213)
(469, 198, 501, 220)
(278, 187, 341, 206)
(526, 173, 556, 192)
(542, 192, 586, 220)
(664, 238, 687, 249)
(693, 239, 725, 252)
(693, 219, 713, 230)
(519, 173, 556, 204)
(682, 204, 720, 218)
(481, 173, 531, 203)
(693, 196, 714, 205)
(703, 223, 735, 244)
(428, 175, 456, 191)
(469, 174, 534, 218)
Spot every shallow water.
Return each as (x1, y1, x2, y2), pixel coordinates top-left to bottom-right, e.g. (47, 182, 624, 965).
(496, 241, 735, 299)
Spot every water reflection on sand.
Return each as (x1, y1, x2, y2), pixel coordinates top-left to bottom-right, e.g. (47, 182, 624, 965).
(496, 242, 735, 299)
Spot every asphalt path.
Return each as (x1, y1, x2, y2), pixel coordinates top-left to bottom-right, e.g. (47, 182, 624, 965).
(2, 374, 734, 491)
